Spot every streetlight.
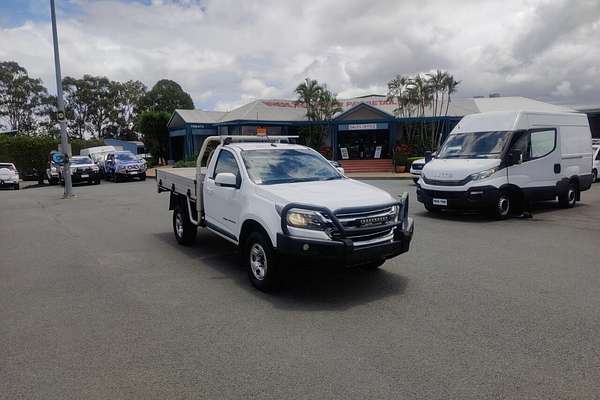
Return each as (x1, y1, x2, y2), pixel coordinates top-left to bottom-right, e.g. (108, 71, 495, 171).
(50, 0, 73, 197)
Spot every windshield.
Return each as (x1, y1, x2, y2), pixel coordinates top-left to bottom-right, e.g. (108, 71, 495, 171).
(437, 131, 511, 159)
(71, 157, 91, 165)
(115, 152, 137, 162)
(241, 148, 342, 185)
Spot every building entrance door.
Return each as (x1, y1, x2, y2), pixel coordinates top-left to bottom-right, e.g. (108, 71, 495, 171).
(337, 130, 389, 160)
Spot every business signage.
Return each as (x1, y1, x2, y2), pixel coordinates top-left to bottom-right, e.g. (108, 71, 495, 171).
(348, 123, 378, 131)
(190, 124, 205, 129)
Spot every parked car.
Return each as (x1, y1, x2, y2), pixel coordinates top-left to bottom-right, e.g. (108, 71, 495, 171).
(0, 162, 20, 190)
(157, 135, 414, 292)
(104, 151, 147, 182)
(81, 145, 118, 178)
(59, 156, 101, 185)
(409, 158, 425, 183)
(593, 144, 599, 183)
(417, 111, 594, 218)
(46, 161, 60, 185)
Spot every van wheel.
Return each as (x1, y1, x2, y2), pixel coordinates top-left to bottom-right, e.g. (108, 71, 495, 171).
(559, 182, 577, 208)
(493, 191, 512, 219)
(593, 169, 598, 183)
(413, 178, 419, 184)
(173, 207, 196, 245)
(245, 231, 280, 292)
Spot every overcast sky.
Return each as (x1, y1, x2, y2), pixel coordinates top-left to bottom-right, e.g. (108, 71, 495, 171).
(1, 0, 599, 110)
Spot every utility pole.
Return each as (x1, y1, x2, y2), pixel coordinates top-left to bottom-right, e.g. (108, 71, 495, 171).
(50, 0, 72, 197)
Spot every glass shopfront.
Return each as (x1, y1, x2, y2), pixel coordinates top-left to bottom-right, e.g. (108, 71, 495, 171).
(337, 126, 390, 160)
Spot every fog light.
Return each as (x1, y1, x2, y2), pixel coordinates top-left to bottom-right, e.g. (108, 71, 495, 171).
(302, 244, 310, 251)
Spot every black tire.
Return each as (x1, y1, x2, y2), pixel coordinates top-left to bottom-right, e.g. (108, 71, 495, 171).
(559, 182, 577, 208)
(94, 179, 101, 185)
(245, 231, 280, 292)
(14, 183, 19, 190)
(140, 173, 146, 181)
(172, 206, 196, 246)
(360, 259, 385, 270)
(593, 169, 598, 183)
(413, 178, 419, 184)
(113, 173, 120, 183)
(492, 190, 512, 220)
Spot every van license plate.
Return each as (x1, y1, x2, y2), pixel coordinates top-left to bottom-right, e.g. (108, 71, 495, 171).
(433, 198, 447, 206)
(81, 174, 89, 178)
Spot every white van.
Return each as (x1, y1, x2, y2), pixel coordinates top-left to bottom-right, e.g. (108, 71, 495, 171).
(417, 111, 593, 218)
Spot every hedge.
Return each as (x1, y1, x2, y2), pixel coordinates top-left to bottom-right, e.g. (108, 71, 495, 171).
(0, 135, 105, 181)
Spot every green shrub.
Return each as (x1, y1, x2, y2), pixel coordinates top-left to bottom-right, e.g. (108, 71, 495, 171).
(174, 159, 196, 168)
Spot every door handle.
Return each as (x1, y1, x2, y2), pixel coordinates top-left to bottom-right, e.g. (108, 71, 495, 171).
(554, 163, 561, 174)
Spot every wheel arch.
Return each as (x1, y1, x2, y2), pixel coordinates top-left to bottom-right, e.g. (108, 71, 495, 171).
(239, 218, 274, 248)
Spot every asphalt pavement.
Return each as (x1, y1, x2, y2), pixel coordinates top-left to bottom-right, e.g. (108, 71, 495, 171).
(1, 179, 600, 399)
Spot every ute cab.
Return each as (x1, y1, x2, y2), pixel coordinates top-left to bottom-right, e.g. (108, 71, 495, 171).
(417, 111, 593, 218)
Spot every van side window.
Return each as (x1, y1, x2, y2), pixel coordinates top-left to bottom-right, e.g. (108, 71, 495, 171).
(596, 149, 600, 161)
(530, 129, 556, 159)
(212, 149, 240, 179)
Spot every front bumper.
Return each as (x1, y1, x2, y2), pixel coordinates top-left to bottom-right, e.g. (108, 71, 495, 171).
(276, 218, 414, 266)
(0, 179, 18, 187)
(116, 169, 146, 177)
(416, 184, 499, 210)
(71, 171, 100, 182)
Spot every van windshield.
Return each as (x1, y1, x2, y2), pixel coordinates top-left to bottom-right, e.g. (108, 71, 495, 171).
(437, 131, 511, 159)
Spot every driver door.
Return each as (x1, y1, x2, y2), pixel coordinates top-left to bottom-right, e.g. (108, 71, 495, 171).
(203, 149, 243, 240)
(507, 128, 560, 200)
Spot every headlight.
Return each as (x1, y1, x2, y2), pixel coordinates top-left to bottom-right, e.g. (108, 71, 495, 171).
(286, 208, 332, 230)
(91, 165, 99, 171)
(390, 204, 400, 222)
(470, 167, 497, 181)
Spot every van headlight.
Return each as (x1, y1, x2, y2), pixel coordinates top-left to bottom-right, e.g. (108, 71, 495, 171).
(470, 167, 497, 181)
(286, 208, 332, 230)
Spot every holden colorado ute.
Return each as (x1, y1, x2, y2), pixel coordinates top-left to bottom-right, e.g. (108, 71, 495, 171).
(417, 111, 593, 218)
(157, 136, 414, 291)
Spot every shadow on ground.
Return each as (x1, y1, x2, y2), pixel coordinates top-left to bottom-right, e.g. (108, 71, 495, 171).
(154, 230, 409, 311)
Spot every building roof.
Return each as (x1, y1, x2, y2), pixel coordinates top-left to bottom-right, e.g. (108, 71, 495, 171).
(168, 95, 576, 128)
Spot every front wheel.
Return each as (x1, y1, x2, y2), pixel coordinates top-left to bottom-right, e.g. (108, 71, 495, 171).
(14, 183, 19, 190)
(492, 191, 512, 220)
(140, 173, 146, 181)
(593, 169, 598, 183)
(172, 207, 197, 245)
(413, 178, 419, 184)
(245, 231, 280, 292)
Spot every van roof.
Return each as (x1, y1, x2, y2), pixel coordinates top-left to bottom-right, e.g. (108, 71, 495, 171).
(452, 110, 588, 133)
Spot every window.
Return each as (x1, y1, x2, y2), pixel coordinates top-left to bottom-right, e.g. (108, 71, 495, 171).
(595, 147, 600, 161)
(510, 131, 530, 162)
(437, 131, 511, 159)
(530, 129, 556, 159)
(212, 149, 239, 179)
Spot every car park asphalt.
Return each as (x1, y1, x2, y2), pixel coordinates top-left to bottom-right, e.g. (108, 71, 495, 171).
(1, 178, 600, 399)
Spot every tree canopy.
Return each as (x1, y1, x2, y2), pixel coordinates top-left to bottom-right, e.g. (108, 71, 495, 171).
(140, 79, 194, 114)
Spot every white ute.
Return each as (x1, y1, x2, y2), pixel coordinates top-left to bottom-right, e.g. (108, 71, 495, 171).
(417, 111, 594, 218)
(157, 136, 414, 291)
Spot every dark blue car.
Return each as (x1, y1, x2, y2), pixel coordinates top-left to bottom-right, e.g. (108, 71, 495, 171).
(104, 151, 147, 182)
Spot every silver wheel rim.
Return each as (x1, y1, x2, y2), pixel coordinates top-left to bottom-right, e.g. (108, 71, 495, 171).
(250, 243, 267, 281)
(568, 188, 576, 204)
(498, 196, 510, 216)
(175, 213, 184, 238)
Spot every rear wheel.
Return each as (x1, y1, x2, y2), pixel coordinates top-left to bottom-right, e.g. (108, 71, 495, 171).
(245, 231, 280, 292)
(559, 182, 577, 208)
(172, 206, 196, 245)
(593, 169, 598, 183)
(492, 191, 512, 220)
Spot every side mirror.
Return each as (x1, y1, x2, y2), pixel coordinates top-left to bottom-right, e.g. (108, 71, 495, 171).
(214, 172, 239, 188)
(336, 167, 345, 174)
(507, 149, 522, 166)
(425, 151, 433, 163)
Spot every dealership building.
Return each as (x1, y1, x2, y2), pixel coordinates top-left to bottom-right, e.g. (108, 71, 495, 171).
(167, 95, 580, 169)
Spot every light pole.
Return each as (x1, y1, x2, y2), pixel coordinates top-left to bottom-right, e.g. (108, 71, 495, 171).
(50, 0, 72, 197)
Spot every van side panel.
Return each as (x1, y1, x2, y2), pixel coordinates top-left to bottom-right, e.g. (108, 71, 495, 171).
(559, 125, 593, 179)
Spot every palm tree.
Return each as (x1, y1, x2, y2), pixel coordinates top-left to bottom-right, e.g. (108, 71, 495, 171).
(443, 74, 460, 116)
(295, 78, 322, 119)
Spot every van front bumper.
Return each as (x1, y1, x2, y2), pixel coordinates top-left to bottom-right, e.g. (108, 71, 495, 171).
(276, 218, 414, 266)
(416, 184, 499, 210)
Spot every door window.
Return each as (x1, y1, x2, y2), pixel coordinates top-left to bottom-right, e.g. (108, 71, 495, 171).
(510, 131, 530, 162)
(530, 129, 556, 159)
(212, 149, 239, 179)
